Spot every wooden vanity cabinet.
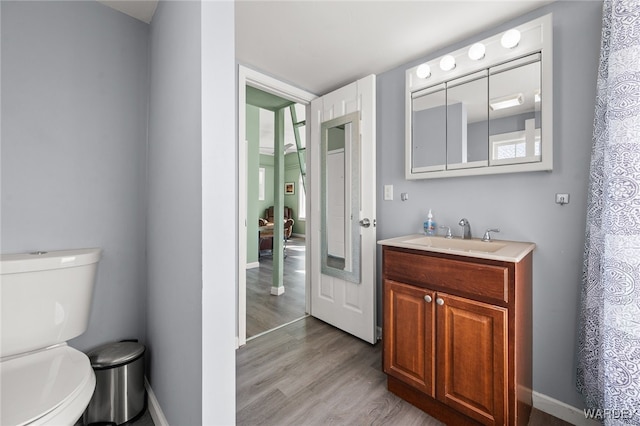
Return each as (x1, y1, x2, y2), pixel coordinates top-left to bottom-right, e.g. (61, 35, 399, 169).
(382, 246, 532, 426)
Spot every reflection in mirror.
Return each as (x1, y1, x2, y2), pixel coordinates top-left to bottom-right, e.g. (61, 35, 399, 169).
(411, 86, 446, 172)
(321, 112, 361, 283)
(489, 56, 541, 166)
(446, 73, 488, 170)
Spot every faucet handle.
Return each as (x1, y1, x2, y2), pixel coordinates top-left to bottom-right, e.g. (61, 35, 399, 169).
(482, 228, 500, 242)
(439, 225, 453, 239)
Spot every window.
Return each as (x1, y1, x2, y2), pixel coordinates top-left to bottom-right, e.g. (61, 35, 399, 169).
(258, 168, 265, 201)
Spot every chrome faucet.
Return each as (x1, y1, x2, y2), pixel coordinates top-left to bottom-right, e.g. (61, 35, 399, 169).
(482, 228, 500, 242)
(458, 218, 471, 239)
(439, 225, 453, 239)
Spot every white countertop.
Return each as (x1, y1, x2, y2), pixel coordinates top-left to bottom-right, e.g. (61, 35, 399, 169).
(378, 234, 536, 263)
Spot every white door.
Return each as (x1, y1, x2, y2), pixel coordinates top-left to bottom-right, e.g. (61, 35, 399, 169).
(310, 75, 376, 344)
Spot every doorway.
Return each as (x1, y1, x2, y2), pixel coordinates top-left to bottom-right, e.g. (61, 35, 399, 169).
(237, 66, 316, 346)
(245, 94, 307, 339)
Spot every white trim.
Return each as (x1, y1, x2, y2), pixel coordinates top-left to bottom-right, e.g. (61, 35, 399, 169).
(270, 285, 285, 296)
(246, 261, 260, 269)
(238, 71, 248, 347)
(145, 377, 169, 426)
(532, 391, 599, 426)
(237, 65, 316, 347)
(376, 326, 382, 341)
(242, 66, 317, 105)
(247, 315, 309, 341)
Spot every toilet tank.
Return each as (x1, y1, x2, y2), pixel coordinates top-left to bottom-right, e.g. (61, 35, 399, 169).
(0, 248, 102, 358)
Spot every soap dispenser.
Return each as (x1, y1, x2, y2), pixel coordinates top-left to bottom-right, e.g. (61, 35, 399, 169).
(424, 209, 437, 236)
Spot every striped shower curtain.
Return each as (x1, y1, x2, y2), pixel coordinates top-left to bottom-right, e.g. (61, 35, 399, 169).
(577, 0, 640, 424)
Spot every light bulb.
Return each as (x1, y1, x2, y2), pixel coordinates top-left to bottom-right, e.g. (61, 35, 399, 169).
(490, 93, 524, 111)
(468, 43, 486, 61)
(439, 55, 456, 71)
(416, 64, 431, 79)
(501, 29, 521, 49)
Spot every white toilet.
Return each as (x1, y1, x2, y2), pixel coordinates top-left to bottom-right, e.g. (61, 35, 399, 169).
(0, 248, 102, 426)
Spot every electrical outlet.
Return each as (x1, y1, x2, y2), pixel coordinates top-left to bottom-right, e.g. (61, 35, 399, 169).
(556, 193, 570, 205)
(384, 185, 393, 201)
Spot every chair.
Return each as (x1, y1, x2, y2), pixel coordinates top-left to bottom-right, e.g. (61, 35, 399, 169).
(265, 206, 295, 240)
(258, 206, 295, 253)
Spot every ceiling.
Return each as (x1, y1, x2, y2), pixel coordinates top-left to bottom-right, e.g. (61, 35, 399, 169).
(97, 0, 157, 23)
(235, 1, 554, 95)
(99, 0, 553, 95)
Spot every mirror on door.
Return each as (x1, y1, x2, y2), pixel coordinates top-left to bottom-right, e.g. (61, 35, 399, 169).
(320, 111, 361, 284)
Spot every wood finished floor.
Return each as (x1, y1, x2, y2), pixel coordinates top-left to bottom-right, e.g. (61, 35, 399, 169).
(246, 237, 307, 338)
(237, 316, 573, 426)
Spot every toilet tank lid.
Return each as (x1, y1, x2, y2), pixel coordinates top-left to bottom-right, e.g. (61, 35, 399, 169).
(0, 248, 102, 275)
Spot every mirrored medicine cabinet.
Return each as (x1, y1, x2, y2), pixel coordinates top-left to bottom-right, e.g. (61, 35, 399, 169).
(405, 14, 553, 180)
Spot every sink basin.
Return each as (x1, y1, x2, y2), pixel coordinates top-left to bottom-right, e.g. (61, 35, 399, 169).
(402, 236, 507, 253)
(379, 234, 536, 262)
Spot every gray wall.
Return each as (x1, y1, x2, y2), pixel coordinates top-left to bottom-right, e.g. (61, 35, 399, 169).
(147, 1, 203, 424)
(2, 1, 236, 422)
(1, 1, 149, 351)
(377, 1, 602, 409)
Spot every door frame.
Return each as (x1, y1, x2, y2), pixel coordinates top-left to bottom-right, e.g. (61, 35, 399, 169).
(237, 66, 316, 347)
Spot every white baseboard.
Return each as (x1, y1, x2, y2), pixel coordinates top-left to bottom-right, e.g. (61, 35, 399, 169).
(532, 391, 599, 426)
(246, 261, 260, 269)
(270, 286, 285, 296)
(145, 377, 169, 426)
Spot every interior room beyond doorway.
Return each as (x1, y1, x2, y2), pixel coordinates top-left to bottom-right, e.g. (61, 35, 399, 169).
(245, 85, 308, 339)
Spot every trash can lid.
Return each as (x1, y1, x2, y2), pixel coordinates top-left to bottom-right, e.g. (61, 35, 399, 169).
(88, 341, 145, 369)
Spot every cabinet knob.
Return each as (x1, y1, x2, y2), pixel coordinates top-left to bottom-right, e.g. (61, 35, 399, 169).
(424, 295, 432, 303)
(436, 298, 444, 306)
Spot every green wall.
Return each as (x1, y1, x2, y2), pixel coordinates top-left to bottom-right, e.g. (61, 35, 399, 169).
(257, 153, 306, 235)
(258, 154, 275, 218)
(248, 107, 307, 264)
(246, 105, 260, 264)
(284, 153, 306, 235)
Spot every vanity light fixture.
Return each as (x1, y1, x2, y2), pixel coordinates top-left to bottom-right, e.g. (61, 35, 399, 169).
(468, 43, 486, 61)
(490, 93, 524, 111)
(440, 55, 456, 71)
(416, 63, 431, 79)
(501, 29, 521, 49)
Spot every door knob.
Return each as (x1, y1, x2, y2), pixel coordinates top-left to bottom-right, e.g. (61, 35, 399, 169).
(436, 298, 444, 306)
(424, 295, 432, 303)
(359, 218, 371, 228)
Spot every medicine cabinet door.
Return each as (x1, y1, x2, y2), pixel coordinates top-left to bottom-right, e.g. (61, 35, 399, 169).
(446, 73, 488, 170)
(488, 56, 542, 166)
(411, 85, 446, 173)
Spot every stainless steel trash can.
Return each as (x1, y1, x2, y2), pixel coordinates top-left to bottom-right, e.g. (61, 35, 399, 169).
(84, 341, 146, 425)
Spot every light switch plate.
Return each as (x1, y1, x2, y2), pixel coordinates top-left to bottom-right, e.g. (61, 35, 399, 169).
(384, 185, 393, 201)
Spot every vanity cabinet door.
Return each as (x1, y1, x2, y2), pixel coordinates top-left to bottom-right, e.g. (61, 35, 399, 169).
(436, 292, 508, 426)
(383, 279, 436, 397)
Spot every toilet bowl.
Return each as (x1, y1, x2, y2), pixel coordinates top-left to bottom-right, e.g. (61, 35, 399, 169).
(0, 248, 102, 426)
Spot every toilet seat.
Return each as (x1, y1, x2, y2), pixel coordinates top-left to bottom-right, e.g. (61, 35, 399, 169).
(0, 343, 96, 426)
